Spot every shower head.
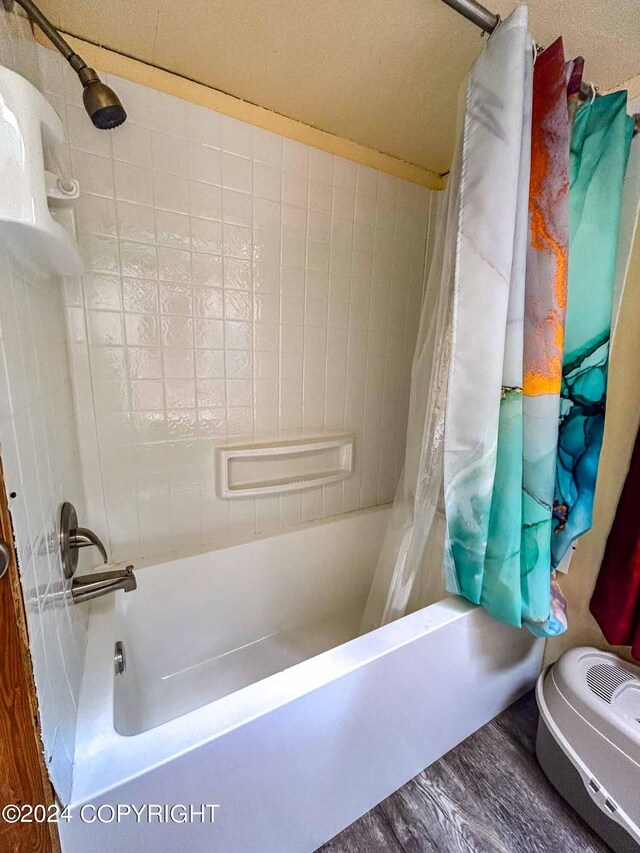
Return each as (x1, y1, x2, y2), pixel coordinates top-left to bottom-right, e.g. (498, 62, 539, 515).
(4, 0, 127, 129)
(79, 68, 127, 130)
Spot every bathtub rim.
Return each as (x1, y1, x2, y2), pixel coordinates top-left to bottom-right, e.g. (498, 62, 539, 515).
(69, 509, 477, 807)
(106, 503, 392, 573)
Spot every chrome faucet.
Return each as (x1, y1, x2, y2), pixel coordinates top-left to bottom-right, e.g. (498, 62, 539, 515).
(59, 502, 137, 604)
(71, 564, 136, 604)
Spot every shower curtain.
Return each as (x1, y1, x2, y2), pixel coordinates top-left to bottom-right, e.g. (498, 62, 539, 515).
(551, 91, 634, 568)
(362, 4, 634, 637)
(443, 7, 533, 615)
(359, 119, 460, 631)
(520, 38, 574, 635)
(446, 63, 632, 636)
(361, 7, 532, 632)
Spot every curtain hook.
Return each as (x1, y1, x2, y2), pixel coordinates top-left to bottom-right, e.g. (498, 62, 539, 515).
(589, 83, 597, 105)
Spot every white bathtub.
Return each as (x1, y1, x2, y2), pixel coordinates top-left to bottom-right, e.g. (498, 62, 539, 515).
(60, 506, 543, 853)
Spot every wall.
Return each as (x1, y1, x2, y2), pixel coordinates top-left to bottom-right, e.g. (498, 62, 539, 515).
(36, 32, 443, 192)
(0, 12, 89, 802)
(40, 48, 436, 567)
(545, 128, 640, 665)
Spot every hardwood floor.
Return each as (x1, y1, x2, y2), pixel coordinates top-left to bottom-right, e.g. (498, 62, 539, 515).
(319, 691, 611, 853)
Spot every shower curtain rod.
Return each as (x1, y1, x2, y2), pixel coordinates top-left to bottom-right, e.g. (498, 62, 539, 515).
(438, 0, 640, 133)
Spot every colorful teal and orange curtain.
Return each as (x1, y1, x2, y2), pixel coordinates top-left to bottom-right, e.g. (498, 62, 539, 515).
(445, 32, 574, 631)
(443, 7, 533, 613)
(520, 39, 573, 635)
(551, 91, 634, 570)
(444, 23, 634, 637)
(365, 10, 635, 638)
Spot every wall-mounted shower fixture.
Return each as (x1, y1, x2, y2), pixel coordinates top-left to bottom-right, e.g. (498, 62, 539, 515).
(59, 502, 137, 604)
(2, 0, 127, 129)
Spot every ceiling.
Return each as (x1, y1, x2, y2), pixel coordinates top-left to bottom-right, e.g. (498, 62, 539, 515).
(36, 0, 640, 174)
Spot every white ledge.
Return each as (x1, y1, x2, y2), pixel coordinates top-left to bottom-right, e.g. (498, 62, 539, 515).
(215, 434, 354, 498)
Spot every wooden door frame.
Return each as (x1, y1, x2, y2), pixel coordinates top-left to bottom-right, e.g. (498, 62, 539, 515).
(0, 454, 60, 852)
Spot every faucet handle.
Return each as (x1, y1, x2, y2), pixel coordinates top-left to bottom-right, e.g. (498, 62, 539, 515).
(72, 527, 108, 564)
(59, 502, 109, 579)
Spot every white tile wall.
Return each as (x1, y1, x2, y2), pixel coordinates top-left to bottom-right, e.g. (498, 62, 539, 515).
(0, 10, 90, 805)
(0, 261, 89, 804)
(0, 10, 437, 802)
(36, 47, 437, 566)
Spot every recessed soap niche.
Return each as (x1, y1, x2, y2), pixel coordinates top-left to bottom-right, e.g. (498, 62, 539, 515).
(216, 435, 355, 498)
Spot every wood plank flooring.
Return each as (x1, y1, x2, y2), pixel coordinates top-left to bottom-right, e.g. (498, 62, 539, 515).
(319, 691, 611, 853)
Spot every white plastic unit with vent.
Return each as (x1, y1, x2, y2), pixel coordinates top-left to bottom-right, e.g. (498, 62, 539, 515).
(0, 65, 83, 276)
(536, 647, 640, 853)
(215, 434, 354, 498)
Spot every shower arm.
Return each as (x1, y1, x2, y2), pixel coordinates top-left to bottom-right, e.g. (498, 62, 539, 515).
(438, 0, 640, 135)
(3, 0, 90, 79)
(2, 0, 127, 128)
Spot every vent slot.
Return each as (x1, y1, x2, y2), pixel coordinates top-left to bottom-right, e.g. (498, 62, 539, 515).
(586, 663, 634, 703)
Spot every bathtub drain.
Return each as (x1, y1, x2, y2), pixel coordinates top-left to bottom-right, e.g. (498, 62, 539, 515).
(114, 640, 126, 675)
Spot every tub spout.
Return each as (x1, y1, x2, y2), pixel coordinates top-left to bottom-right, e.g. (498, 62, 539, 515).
(71, 565, 137, 605)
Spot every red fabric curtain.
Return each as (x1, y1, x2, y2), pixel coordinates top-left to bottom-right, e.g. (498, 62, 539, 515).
(590, 426, 640, 660)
